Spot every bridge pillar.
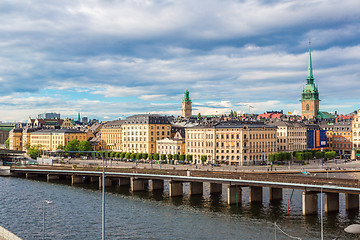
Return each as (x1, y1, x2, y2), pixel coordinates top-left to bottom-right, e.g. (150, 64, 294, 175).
(26, 173, 38, 179)
(325, 192, 339, 213)
(131, 178, 146, 192)
(302, 191, 318, 215)
(151, 179, 164, 191)
(269, 188, 282, 201)
(118, 177, 130, 186)
(190, 182, 203, 195)
(227, 185, 241, 205)
(47, 174, 59, 182)
(249, 186, 263, 202)
(99, 177, 112, 189)
(169, 181, 183, 197)
(71, 175, 84, 185)
(90, 176, 99, 183)
(210, 183, 222, 194)
(346, 194, 359, 210)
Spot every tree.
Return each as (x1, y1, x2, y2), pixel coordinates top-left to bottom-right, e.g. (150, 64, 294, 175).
(315, 151, 324, 159)
(125, 152, 131, 159)
(4, 138, 9, 149)
(28, 146, 40, 159)
(24, 142, 31, 151)
(160, 154, 166, 161)
(295, 152, 304, 161)
(65, 139, 79, 152)
(57, 144, 65, 150)
(167, 154, 173, 161)
(197, 113, 201, 118)
(120, 152, 125, 159)
(268, 154, 274, 162)
(110, 152, 116, 158)
(148, 154, 153, 160)
(179, 154, 185, 161)
(201, 155, 207, 164)
(173, 154, 179, 161)
(78, 141, 92, 152)
(136, 153, 142, 160)
(142, 153, 148, 160)
(186, 154, 193, 162)
(154, 153, 160, 160)
(130, 153, 136, 159)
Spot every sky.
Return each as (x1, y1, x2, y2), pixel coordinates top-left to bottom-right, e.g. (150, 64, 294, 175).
(0, 0, 360, 122)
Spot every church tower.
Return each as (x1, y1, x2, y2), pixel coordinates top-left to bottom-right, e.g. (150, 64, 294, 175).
(301, 43, 320, 119)
(182, 89, 192, 118)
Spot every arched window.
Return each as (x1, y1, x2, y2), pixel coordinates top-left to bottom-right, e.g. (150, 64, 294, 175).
(306, 104, 310, 111)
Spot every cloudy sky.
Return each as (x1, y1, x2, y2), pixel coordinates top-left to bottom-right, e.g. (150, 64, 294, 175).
(0, 0, 360, 122)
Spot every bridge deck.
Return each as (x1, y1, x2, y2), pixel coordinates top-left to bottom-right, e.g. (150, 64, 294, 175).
(11, 167, 360, 194)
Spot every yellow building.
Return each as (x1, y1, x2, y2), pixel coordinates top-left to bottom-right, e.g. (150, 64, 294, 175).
(30, 129, 87, 151)
(9, 128, 23, 151)
(186, 122, 277, 165)
(122, 114, 171, 154)
(101, 120, 124, 151)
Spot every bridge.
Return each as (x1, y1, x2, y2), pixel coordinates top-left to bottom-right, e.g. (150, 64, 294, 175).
(8, 166, 360, 216)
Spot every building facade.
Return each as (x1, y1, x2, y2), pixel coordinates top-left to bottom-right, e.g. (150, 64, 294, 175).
(301, 45, 320, 119)
(352, 110, 360, 150)
(333, 122, 352, 155)
(185, 122, 277, 165)
(30, 129, 87, 151)
(268, 122, 307, 152)
(156, 132, 185, 155)
(101, 120, 124, 151)
(182, 89, 192, 118)
(122, 114, 171, 154)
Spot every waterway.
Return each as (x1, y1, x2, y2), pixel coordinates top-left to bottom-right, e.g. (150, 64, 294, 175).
(0, 176, 359, 239)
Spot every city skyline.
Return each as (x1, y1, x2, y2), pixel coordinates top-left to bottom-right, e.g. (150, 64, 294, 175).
(0, 0, 360, 121)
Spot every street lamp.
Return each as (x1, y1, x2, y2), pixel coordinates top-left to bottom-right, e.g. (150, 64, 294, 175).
(56, 150, 105, 240)
(43, 200, 52, 240)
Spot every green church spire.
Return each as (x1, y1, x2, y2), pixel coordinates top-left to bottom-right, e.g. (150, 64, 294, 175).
(183, 89, 191, 102)
(307, 41, 314, 83)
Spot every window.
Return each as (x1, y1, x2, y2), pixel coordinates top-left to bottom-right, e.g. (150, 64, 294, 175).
(306, 104, 310, 111)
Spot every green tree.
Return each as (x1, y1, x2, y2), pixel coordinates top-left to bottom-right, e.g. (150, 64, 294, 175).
(154, 153, 160, 160)
(179, 154, 185, 161)
(136, 153, 142, 160)
(268, 154, 274, 162)
(4, 138, 9, 149)
(148, 154, 153, 160)
(186, 154, 193, 162)
(315, 151, 324, 159)
(201, 155, 207, 164)
(78, 141, 92, 152)
(130, 153, 136, 159)
(57, 144, 65, 150)
(295, 152, 304, 161)
(197, 113, 201, 118)
(65, 139, 80, 152)
(120, 152, 125, 159)
(173, 154, 179, 161)
(28, 146, 40, 159)
(167, 154, 173, 161)
(125, 152, 131, 159)
(110, 152, 116, 158)
(160, 154, 166, 161)
(142, 153, 148, 160)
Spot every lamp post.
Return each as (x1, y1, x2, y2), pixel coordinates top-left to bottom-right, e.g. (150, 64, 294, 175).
(56, 150, 105, 240)
(43, 200, 52, 240)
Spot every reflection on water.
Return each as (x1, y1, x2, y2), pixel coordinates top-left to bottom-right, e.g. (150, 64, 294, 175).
(0, 176, 359, 239)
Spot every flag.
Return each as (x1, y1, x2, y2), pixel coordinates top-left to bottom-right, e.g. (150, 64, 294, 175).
(288, 112, 292, 115)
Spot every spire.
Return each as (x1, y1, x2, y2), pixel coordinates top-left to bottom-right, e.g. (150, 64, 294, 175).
(307, 41, 314, 82)
(183, 89, 191, 102)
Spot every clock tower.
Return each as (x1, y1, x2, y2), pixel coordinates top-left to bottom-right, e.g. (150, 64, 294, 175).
(182, 89, 192, 118)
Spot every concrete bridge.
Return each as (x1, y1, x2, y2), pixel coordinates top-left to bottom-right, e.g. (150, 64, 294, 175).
(9, 167, 360, 216)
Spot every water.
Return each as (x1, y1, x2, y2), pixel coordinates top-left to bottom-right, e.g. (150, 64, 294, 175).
(0, 176, 359, 239)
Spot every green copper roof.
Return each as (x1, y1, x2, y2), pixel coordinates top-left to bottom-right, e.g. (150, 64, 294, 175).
(317, 111, 335, 119)
(307, 44, 314, 81)
(301, 43, 319, 101)
(183, 89, 191, 102)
